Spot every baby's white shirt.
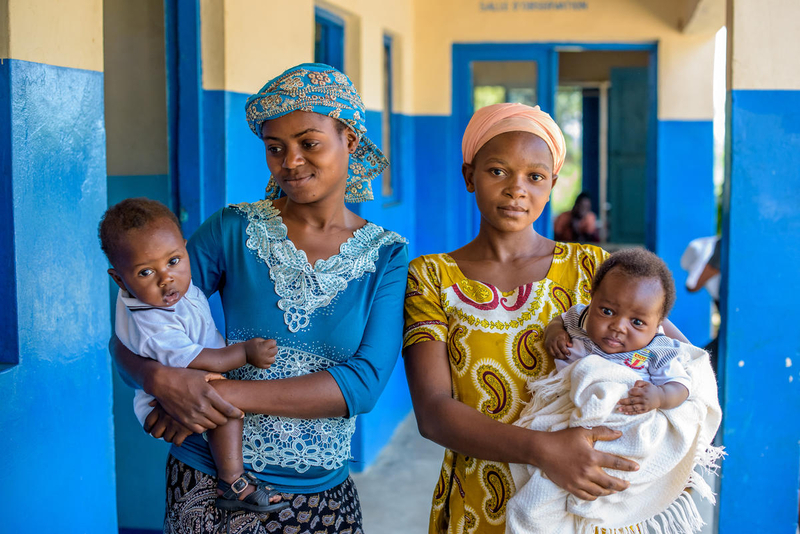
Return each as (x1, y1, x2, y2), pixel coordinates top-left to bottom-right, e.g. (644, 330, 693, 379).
(114, 282, 226, 427)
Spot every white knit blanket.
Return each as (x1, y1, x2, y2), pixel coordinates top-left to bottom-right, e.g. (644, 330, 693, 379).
(506, 345, 723, 534)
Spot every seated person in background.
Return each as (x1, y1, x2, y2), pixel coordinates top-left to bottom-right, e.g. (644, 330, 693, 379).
(554, 191, 599, 243)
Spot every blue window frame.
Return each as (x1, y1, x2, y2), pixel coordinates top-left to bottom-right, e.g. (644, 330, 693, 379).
(1, 49, 18, 367)
(314, 8, 344, 72)
(381, 35, 400, 203)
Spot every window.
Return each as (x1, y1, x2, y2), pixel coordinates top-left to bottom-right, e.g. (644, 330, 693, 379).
(314, 8, 345, 72)
(381, 35, 399, 202)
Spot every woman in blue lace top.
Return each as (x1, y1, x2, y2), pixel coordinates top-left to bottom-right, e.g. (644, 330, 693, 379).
(113, 63, 408, 533)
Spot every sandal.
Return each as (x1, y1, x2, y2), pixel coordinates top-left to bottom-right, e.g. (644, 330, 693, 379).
(215, 472, 289, 514)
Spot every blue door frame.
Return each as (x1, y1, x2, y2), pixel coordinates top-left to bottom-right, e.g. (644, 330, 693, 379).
(452, 42, 657, 247)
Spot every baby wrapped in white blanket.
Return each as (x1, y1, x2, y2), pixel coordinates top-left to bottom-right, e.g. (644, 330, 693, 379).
(507, 347, 722, 534)
(506, 249, 723, 534)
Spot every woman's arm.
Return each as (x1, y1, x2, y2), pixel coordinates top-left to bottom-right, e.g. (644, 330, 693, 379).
(111, 335, 244, 433)
(143, 365, 348, 444)
(213, 243, 409, 419)
(404, 341, 639, 501)
(211, 372, 348, 418)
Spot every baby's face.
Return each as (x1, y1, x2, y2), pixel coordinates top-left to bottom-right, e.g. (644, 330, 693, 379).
(584, 269, 664, 354)
(108, 217, 192, 308)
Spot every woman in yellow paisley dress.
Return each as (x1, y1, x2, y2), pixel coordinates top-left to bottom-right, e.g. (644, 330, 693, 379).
(403, 103, 686, 533)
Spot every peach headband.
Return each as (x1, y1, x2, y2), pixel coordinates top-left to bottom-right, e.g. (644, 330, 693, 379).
(461, 103, 566, 174)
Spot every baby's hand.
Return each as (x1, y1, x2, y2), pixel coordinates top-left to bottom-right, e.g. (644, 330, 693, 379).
(545, 325, 573, 360)
(617, 380, 662, 414)
(243, 337, 278, 369)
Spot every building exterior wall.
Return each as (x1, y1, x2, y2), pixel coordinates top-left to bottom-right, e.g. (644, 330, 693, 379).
(0, 0, 118, 532)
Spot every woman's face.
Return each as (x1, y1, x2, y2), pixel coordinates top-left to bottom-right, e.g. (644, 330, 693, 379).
(261, 111, 358, 204)
(463, 131, 558, 234)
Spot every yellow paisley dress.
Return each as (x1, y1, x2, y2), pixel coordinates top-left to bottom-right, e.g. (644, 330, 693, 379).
(403, 242, 608, 534)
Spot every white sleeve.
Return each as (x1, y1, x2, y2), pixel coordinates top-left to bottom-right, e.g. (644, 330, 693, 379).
(133, 391, 156, 428)
(649, 357, 691, 393)
(114, 292, 202, 433)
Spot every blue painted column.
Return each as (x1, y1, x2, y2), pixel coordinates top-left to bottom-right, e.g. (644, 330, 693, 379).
(718, 1, 800, 531)
(0, 21, 117, 534)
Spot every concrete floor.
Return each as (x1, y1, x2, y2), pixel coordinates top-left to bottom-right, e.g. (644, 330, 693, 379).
(352, 414, 444, 533)
(352, 413, 721, 534)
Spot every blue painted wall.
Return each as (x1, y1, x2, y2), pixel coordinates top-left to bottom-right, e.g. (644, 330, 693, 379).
(655, 120, 715, 345)
(718, 89, 800, 533)
(218, 90, 273, 205)
(412, 114, 463, 256)
(0, 59, 117, 531)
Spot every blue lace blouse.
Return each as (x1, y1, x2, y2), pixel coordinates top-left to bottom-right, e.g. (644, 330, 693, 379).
(169, 200, 408, 493)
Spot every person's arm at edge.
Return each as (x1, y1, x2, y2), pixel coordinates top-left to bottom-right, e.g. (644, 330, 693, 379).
(687, 263, 720, 293)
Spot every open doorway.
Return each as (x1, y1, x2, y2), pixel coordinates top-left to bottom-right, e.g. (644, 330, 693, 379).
(553, 50, 654, 249)
(452, 45, 656, 247)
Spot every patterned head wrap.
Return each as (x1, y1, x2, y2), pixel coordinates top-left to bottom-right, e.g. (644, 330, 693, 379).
(461, 103, 566, 174)
(245, 63, 387, 203)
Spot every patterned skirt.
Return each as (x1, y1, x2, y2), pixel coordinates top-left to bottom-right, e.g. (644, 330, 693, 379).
(165, 454, 364, 534)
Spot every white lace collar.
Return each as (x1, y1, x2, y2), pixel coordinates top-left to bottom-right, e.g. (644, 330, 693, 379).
(232, 200, 406, 332)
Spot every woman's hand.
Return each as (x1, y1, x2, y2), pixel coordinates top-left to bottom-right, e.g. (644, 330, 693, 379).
(144, 402, 195, 446)
(533, 426, 639, 501)
(145, 366, 244, 433)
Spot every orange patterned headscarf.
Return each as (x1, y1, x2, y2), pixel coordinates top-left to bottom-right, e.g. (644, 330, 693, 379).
(461, 103, 566, 174)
